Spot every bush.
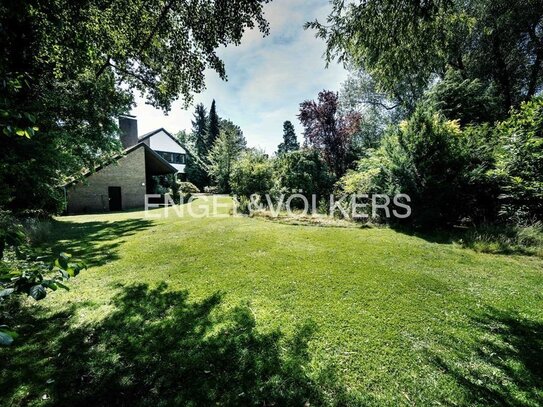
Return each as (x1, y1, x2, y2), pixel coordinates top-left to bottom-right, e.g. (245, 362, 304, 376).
(272, 150, 334, 207)
(178, 181, 200, 202)
(0, 210, 84, 345)
(203, 185, 220, 194)
(230, 150, 273, 198)
(492, 97, 543, 222)
(339, 104, 500, 228)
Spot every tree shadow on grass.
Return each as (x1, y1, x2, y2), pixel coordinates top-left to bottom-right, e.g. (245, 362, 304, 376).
(430, 307, 543, 406)
(41, 218, 155, 267)
(1, 283, 351, 406)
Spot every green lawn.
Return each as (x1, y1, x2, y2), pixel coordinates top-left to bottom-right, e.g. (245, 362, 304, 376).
(2, 197, 542, 406)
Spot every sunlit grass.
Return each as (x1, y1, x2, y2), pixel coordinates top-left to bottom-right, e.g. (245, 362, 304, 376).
(2, 197, 542, 406)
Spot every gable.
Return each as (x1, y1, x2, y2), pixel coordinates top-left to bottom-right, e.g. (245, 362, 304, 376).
(145, 130, 186, 154)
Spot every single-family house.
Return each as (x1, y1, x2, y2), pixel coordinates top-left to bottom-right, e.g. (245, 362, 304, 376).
(64, 116, 188, 213)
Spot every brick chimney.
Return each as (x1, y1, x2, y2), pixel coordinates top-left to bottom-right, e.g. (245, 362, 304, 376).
(119, 115, 139, 149)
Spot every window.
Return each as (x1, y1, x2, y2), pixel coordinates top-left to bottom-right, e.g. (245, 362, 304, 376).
(156, 151, 186, 165)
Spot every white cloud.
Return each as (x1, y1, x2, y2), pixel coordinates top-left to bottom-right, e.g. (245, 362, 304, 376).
(131, 0, 347, 153)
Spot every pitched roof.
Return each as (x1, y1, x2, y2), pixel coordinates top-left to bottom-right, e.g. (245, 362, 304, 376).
(138, 128, 189, 151)
(63, 142, 177, 188)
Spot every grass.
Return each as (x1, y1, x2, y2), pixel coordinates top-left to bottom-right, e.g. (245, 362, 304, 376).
(1, 197, 542, 406)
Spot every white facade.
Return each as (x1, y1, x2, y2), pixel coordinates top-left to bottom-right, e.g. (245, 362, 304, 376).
(143, 129, 187, 173)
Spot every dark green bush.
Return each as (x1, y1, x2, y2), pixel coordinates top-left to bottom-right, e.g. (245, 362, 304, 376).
(230, 150, 273, 198)
(339, 105, 500, 228)
(272, 149, 334, 205)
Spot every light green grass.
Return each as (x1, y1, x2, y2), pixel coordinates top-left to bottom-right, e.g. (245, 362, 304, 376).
(2, 197, 542, 406)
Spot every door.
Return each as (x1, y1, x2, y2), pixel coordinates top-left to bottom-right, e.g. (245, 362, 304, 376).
(108, 186, 122, 211)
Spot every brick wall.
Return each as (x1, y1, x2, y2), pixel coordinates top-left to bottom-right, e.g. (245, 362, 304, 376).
(66, 146, 146, 213)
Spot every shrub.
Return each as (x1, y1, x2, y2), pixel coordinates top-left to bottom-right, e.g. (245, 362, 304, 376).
(492, 97, 543, 222)
(339, 104, 500, 228)
(178, 181, 200, 202)
(230, 150, 273, 198)
(0, 210, 84, 345)
(203, 185, 220, 194)
(272, 149, 334, 207)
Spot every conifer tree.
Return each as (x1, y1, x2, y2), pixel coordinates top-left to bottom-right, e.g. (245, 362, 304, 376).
(276, 121, 299, 156)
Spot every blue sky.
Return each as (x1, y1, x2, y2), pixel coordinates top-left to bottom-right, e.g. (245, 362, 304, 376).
(131, 0, 347, 154)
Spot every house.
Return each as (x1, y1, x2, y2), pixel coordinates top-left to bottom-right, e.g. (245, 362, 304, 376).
(64, 116, 188, 213)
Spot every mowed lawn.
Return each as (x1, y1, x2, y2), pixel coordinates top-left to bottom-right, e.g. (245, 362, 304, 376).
(2, 197, 542, 406)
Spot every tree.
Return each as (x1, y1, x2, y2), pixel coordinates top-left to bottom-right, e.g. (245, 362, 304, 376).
(298, 90, 361, 177)
(350, 104, 499, 227)
(0, 0, 270, 212)
(425, 69, 502, 126)
(208, 99, 220, 151)
(308, 0, 543, 114)
(175, 129, 189, 145)
(339, 67, 405, 149)
(272, 150, 334, 202)
(276, 121, 299, 156)
(230, 149, 273, 198)
(208, 127, 246, 193)
(220, 119, 247, 150)
(191, 104, 209, 157)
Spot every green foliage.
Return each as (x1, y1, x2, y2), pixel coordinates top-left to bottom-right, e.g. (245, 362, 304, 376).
(276, 121, 299, 156)
(310, 0, 543, 113)
(426, 69, 503, 125)
(208, 126, 246, 193)
(0, 0, 269, 213)
(178, 181, 200, 202)
(191, 104, 209, 158)
(493, 97, 543, 221)
(339, 68, 404, 149)
(0, 73, 39, 139)
(338, 148, 390, 196)
(340, 104, 500, 227)
(272, 150, 334, 200)
(230, 150, 274, 198)
(207, 99, 220, 150)
(0, 211, 84, 345)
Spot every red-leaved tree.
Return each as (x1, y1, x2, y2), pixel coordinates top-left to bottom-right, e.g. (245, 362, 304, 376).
(298, 90, 360, 177)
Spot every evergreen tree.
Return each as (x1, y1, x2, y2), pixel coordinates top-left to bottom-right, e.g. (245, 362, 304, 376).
(187, 103, 210, 189)
(191, 104, 208, 157)
(208, 99, 220, 150)
(276, 121, 299, 156)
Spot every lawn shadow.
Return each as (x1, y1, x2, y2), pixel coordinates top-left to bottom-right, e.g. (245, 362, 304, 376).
(39, 218, 155, 267)
(1, 283, 351, 406)
(429, 307, 543, 406)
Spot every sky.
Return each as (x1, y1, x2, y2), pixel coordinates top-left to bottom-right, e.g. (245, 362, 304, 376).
(131, 0, 348, 154)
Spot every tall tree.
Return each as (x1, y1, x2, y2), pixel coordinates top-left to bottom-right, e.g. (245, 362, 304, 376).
(220, 119, 247, 150)
(186, 104, 210, 189)
(0, 0, 270, 212)
(207, 99, 220, 150)
(276, 121, 299, 156)
(208, 125, 246, 193)
(308, 0, 543, 114)
(191, 104, 208, 157)
(339, 68, 404, 149)
(298, 90, 361, 177)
